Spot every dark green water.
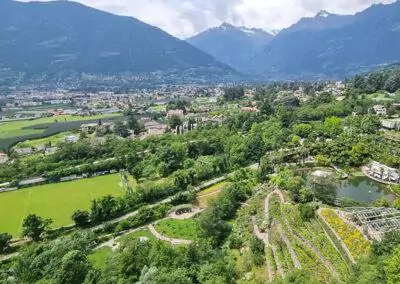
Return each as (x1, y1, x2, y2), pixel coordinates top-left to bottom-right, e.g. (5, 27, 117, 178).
(310, 176, 395, 205)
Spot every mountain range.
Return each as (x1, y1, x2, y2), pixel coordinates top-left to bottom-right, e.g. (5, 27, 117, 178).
(248, 2, 400, 79)
(187, 23, 274, 70)
(0, 0, 399, 83)
(0, 0, 233, 83)
(189, 2, 400, 79)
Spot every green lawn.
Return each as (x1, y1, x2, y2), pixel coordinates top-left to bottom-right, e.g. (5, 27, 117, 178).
(88, 247, 114, 269)
(197, 182, 229, 197)
(0, 174, 125, 237)
(118, 229, 157, 243)
(155, 219, 198, 240)
(0, 114, 120, 139)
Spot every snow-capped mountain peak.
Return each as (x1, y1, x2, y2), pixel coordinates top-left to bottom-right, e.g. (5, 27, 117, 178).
(317, 10, 331, 18)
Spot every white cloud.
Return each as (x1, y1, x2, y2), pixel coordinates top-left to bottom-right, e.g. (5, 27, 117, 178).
(18, 0, 396, 38)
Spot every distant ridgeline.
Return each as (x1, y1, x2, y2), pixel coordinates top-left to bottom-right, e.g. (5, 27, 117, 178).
(0, 0, 236, 86)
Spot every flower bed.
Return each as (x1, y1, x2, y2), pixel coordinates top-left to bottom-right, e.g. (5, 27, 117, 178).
(320, 209, 370, 261)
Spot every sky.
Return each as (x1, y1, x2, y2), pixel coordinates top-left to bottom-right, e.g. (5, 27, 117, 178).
(20, 0, 396, 38)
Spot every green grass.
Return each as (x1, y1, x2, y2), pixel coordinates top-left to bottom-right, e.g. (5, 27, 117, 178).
(14, 131, 77, 148)
(196, 182, 229, 208)
(197, 182, 229, 196)
(148, 105, 166, 112)
(88, 247, 114, 269)
(155, 219, 198, 240)
(0, 174, 125, 237)
(118, 229, 156, 243)
(0, 114, 120, 139)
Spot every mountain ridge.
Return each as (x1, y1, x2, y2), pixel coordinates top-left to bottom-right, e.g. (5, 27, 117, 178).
(0, 0, 234, 83)
(187, 23, 274, 70)
(246, 1, 400, 79)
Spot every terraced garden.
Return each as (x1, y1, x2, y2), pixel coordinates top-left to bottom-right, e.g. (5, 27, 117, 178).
(320, 208, 371, 261)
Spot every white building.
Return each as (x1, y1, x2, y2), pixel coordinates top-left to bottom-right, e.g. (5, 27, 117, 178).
(381, 119, 400, 130)
(373, 105, 387, 116)
(64, 135, 79, 143)
(166, 109, 184, 118)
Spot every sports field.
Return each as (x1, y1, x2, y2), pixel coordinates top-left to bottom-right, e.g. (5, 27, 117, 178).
(0, 174, 125, 237)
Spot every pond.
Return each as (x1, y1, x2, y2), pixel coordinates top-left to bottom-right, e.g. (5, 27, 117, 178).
(309, 176, 395, 205)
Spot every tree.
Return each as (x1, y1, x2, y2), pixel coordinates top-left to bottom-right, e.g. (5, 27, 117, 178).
(114, 121, 129, 138)
(250, 236, 265, 265)
(393, 198, 400, 210)
(384, 246, 400, 284)
(130, 164, 144, 182)
(72, 210, 90, 227)
(299, 187, 314, 203)
(374, 197, 390, 208)
(168, 115, 182, 129)
(259, 155, 273, 182)
(198, 209, 232, 248)
(299, 204, 315, 221)
(90, 195, 119, 223)
(22, 214, 52, 241)
(128, 116, 142, 135)
(57, 250, 92, 284)
(0, 233, 12, 253)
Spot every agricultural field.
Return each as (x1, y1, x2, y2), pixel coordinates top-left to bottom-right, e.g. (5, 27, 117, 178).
(320, 208, 371, 261)
(148, 105, 166, 112)
(0, 174, 126, 237)
(196, 181, 229, 208)
(0, 114, 123, 150)
(14, 131, 77, 149)
(155, 219, 198, 240)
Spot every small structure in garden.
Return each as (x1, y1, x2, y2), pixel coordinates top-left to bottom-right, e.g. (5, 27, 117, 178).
(345, 207, 400, 241)
(311, 170, 333, 179)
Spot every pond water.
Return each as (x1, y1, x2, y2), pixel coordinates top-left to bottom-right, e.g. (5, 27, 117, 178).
(336, 177, 395, 203)
(309, 176, 395, 205)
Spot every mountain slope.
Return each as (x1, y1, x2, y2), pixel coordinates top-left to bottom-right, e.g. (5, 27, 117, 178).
(187, 23, 274, 69)
(0, 0, 232, 81)
(277, 10, 354, 37)
(248, 2, 400, 79)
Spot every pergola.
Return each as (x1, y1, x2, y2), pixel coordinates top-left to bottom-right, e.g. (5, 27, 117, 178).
(344, 207, 400, 240)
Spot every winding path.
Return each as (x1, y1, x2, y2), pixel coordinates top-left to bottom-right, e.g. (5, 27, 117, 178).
(253, 187, 347, 281)
(252, 189, 293, 281)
